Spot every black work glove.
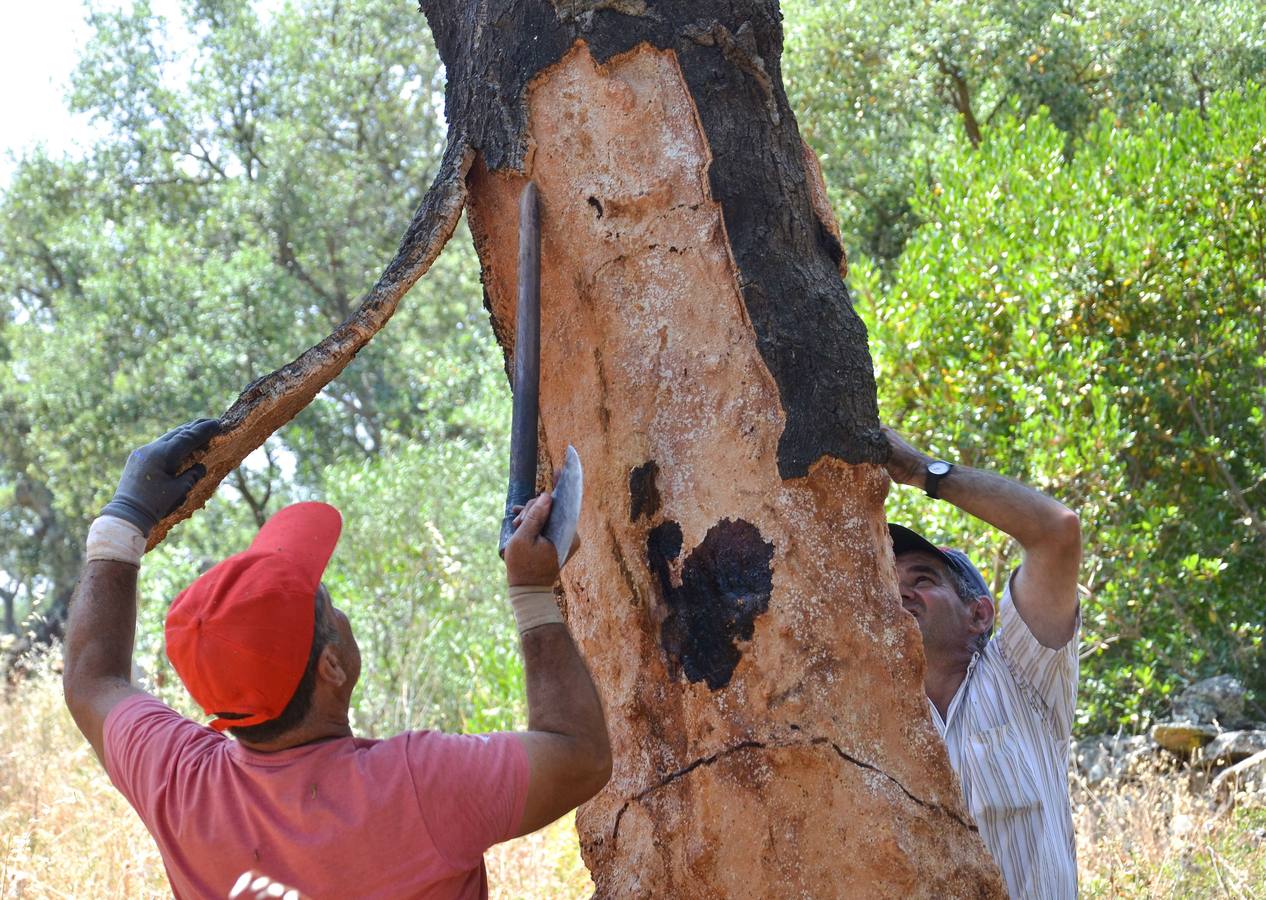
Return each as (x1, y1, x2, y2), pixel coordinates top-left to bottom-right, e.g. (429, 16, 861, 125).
(101, 418, 222, 536)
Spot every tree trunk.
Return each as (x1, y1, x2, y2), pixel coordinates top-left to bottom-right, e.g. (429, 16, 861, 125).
(4, 476, 80, 676)
(2, 585, 15, 635)
(147, 2, 1002, 894)
(423, 2, 1003, 896)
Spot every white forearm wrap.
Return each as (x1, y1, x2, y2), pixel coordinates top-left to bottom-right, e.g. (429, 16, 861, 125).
(85, 515, 146, 566)
(508, 585, 564, 634)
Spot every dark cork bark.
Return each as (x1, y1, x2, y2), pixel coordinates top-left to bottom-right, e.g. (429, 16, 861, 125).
(421, 0, 886, 477)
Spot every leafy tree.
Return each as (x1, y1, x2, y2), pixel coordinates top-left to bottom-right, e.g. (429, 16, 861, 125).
(856, 87, 1266, 731)
(783, 0, 1266, 261)
(0, 0, 504, 665)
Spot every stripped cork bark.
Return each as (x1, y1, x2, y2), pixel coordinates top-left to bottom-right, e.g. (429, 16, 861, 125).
(422, 2, 1006, 896)
(152, 1, 1004, 894)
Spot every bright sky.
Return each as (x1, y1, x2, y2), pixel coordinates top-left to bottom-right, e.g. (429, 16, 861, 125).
(0, 0, 97, 184)
(1, 1, 299, 188)
(0, 0, 199, 186)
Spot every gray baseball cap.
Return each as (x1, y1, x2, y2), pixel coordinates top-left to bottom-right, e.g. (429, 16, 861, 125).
(889, 523, 991, 600)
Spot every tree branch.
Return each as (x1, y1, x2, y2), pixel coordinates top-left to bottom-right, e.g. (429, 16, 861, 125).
(933, 53, 983, 148)
(1187, 395, 1266, 545)
(231, 467, 271, 528)
(276, 224, 338, 308)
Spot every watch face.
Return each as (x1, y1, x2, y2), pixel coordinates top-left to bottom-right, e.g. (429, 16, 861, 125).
(928, 461, 951, 476)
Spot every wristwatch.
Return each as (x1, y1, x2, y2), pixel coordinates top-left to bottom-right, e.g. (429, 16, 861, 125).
(924, 460, 953, 499)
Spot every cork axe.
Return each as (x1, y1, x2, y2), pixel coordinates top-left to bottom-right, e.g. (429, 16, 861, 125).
(498, 181, 583, 568)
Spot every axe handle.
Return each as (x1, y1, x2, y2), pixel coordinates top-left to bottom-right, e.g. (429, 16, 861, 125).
(500, 181, 541, 554)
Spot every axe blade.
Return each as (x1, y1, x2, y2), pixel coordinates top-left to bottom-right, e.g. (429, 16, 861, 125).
(542, 444, 583, 570)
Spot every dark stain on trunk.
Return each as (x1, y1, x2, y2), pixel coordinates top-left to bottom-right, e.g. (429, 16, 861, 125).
(647, 518, 774, 689)
(629, 460, 662, 521)
(419, 0, 887, 476)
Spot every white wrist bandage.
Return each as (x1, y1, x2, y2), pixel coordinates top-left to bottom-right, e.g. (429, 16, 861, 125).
(86, 516, 146, 566)
(507, 585, 564, 634)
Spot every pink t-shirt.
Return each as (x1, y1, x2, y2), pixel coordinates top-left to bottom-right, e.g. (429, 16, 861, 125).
(103, 694, 530, 899)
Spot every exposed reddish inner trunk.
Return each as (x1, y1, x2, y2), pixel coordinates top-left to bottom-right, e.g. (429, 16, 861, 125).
(465, 42, 1002, 898)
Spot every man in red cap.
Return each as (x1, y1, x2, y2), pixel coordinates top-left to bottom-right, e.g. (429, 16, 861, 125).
(63, 421, 611, 898)
(880, 425, 1082, 900)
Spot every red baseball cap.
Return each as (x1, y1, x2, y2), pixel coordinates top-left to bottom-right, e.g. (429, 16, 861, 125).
(165, 502, 343, 732)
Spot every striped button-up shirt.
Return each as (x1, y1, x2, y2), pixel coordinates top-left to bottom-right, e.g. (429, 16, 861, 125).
(931, 577, 1079, 899)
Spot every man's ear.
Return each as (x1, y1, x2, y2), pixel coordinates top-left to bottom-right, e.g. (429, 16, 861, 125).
(970, 595, 996, 635)
(316, 644, 347, 687)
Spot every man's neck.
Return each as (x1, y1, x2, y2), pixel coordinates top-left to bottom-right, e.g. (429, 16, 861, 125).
(924, 650, 973, 721)
(236, 715, 353, 753)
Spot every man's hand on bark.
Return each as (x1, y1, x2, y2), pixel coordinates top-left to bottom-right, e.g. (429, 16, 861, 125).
(507, 489, 585, 587)
(101, 418, 222, 536)
(505, 464, 581, 587)
(881, 425, 933, 489)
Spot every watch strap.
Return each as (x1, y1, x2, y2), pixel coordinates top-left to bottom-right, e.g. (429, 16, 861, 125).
(925, 461, 953, 499)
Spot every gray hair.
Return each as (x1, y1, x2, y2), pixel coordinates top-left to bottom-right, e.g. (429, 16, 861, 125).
(945, 564, 992, 655)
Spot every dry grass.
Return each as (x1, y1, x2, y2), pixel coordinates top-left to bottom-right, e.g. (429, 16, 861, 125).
(4, 652, 1263, 899)
(485, 816, 592, 899)
(0, 652, 168, 899)
(1075, 761, 1266, 898)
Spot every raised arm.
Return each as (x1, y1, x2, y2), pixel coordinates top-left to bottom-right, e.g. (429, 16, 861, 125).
(883, 425, 1081, 648)
(63, 419, 221, 763)
(503, 491, 611, 837)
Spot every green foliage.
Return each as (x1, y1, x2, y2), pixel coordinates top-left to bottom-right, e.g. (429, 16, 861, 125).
(319, 379, 521, 736)
(0, 0, 502, 643)
(0, 0, 518, 735)
(783, 0, 1266, 261)
(858, 87, 1266, 731)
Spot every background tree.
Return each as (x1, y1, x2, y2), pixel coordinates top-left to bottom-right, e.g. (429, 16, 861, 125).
(782, 0, 1266, 261)
(855, 90, 1266, 731)
(0, 0, 513, 726)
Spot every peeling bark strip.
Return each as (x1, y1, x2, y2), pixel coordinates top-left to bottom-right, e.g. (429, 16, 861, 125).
(421, 0, 887, 477)
(146, 141, 473, 549)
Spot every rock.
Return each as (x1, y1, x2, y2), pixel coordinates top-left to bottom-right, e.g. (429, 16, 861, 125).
(1152, 720, 1218, 754)
(1071, 738, 1110, 784)
(1204, 730, 1266, 765)
(1071, 736, 1111, 784)
(1172, 675, 1247, 726)
(1212, 748, 1266, 801)
(1073, 734, 1157, 784)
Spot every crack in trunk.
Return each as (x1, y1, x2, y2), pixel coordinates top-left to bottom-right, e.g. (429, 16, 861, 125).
(609, 740, 766, 845)
(815, 737, 977, 833)
(607, 732, 976, 847)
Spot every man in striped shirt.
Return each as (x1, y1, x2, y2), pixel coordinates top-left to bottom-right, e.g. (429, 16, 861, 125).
(881, 426, 1082, 899)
